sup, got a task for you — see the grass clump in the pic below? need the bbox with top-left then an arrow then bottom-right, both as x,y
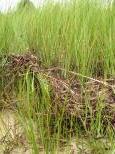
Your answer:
0,0 -> 115,153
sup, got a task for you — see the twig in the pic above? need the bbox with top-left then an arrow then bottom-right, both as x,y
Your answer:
47,67 -> 115,94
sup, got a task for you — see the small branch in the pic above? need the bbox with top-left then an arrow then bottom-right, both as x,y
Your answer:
47,67 -> 115,94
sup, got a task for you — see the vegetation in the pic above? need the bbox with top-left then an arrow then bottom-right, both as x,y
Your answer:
0,0 -> 115,153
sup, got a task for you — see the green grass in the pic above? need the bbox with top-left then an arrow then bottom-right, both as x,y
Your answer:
0,0 -> 114,77
0,0 -> 115,153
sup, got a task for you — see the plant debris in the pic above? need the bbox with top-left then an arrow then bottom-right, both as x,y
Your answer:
0,52 -> 115,128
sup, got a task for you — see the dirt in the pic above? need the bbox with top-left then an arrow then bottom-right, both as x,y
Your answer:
0,110 -> 90,154
0,110 -> 31,154
0,110 -> 115,154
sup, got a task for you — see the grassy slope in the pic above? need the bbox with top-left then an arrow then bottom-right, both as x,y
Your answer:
0,0 -> 115,153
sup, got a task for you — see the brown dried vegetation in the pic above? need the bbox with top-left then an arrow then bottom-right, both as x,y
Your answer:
0,52 -> 115,127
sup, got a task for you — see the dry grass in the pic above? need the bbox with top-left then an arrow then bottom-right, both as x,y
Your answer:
0,52 -> 114,129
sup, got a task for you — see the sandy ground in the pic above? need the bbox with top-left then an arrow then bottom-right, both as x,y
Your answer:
0,110 -> 82,154
0,110 -> 31,154
0,110 -> 114,154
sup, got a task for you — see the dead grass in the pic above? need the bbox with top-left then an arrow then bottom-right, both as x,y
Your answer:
0,52 -> 114,129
